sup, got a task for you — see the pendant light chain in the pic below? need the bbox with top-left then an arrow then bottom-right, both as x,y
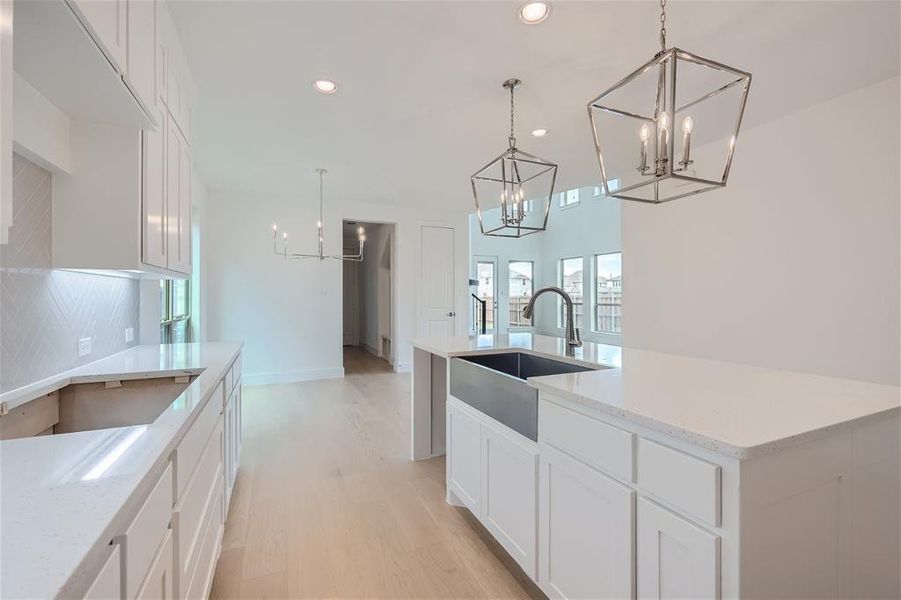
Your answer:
508,83 -> 516,149
659,0 -> 667,51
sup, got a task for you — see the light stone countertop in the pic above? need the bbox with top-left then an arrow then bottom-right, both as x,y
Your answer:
0,342 -> 243,600
411,333 -> 900,459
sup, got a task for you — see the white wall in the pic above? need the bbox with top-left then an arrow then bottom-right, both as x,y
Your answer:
204,193 -> 469,384
469,189 -> 622,344
623,76 -> 900,385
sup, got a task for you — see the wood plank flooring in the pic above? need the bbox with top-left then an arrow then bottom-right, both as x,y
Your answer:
210,347 -> 539,599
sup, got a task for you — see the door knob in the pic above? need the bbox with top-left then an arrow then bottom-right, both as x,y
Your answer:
447,312 -> 456,317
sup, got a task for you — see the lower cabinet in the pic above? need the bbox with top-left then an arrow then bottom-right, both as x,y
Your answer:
446,398 -> 538,579
636,497 -> 720,600
84,544 -> 122,600
223,382 -> 243,510
135,531 -> 173,600
538,444 -> 634,600
447,401 -> 482,513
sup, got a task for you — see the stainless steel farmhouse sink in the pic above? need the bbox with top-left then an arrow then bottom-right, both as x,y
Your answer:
449,352 -> 601,441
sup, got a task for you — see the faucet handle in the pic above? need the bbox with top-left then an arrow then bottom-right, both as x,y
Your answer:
572,328 -> 583,347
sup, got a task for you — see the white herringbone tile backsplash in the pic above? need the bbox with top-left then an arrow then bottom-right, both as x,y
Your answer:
0,154 -> 140,393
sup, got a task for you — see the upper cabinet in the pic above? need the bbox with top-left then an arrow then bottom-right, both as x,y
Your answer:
68,0 -> 128,75
124,0 -> 158,123
26,0 -> 197,277
0,0 -> 11,245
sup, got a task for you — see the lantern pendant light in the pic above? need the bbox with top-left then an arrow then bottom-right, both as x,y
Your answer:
471,79 -> 557,238
587,0 -> 751,204
271,169 -> 365,262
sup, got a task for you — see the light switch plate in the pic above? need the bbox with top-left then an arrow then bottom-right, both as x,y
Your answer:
125,328 -> 134,343
78,337 -> 92,357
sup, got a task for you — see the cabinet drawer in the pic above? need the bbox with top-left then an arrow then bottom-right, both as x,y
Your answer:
539,399 -> 634,482
637,438 -> 721,527
125,461 -> 173,599
174,417 -> 223,590
85,544 -> 121,600
176,382 -> 223,498
185,478 -> 224,600
136,530 -> 173,600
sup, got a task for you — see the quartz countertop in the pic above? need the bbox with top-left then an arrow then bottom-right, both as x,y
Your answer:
412,333 -> 900,459
0,342 -> 243,600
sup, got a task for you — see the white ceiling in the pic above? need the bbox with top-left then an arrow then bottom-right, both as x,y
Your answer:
169,1 -> 899,211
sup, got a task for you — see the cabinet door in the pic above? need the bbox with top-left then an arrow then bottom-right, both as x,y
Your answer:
164,119 -> 191,274
85,543 -> 122,600
175,141 -> 192,272
125,0 -> 157,119
482,421 -> 538,579
447,402 -> 481,514
142,115 -> 166,268
539,444 -> 635,599
136,530 -> 173,600
637,497 -> 720,600
70,0 -> 127,73
235,384 -> 243,465
0,0 -> 11,245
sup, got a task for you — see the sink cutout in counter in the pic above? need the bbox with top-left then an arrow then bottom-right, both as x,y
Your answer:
0,375 -> 198,439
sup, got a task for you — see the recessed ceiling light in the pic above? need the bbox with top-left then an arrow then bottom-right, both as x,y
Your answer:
519,1 -> 550,25
531,128 -> 549,137
313,79 -> 338,94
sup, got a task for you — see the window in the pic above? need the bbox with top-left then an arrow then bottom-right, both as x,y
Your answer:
560,188 -> 580,208
593,252 -> 622,334
160,279 -> 191,343
475,260 -> 496,331
508,261 -> 534,328
594,186 -> 602,197
557,257 -> 584,330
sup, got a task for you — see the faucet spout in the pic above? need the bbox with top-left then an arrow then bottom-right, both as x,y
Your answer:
522,286 -> 583,354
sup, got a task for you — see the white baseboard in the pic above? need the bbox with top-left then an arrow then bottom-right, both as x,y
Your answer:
394,362 -> 412,373
362,342 -> 380,357
243,367 -> 345,386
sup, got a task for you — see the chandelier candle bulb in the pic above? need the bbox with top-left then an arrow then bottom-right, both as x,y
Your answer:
681,115 -> 693,166
656,112 -> 669,168
639,124 -> 650,173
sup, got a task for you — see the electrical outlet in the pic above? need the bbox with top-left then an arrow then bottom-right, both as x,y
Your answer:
78,337 -> 92,357
125,328 -> 134,343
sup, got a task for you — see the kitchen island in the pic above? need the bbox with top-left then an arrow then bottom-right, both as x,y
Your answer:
0,342 -> 244,600
411,333 -> 900,599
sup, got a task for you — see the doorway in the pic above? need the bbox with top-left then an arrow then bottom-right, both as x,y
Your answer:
341,220 -> 395,372
472,255 -> 497,332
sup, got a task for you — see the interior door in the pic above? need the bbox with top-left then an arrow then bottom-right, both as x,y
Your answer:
420,225 -> 456,336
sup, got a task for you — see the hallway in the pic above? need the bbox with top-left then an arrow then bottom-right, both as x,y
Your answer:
209,349 -> 536,599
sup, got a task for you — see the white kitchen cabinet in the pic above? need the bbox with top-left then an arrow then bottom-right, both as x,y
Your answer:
143,112 -> 167,269
481,420 -> 538,579
52,115 -> 191,276
136,531 -> 174,600
84,544 -> 122,600
164,117 -> 191,274
446,400 -> 482,514
539,444 -> 635,600
637,497 -> 720,600
69,0 -> 128,74
125,0 -> 158,122
0,0 -> 11,245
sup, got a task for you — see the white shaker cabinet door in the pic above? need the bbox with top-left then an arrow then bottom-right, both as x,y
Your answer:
84,543 -> 122,600
142,117 -> 166,268
70,0 -> 128,74
481,420 -> 538,579
637,497 -> 720,600
125,0 -> 157,119
447,401 -> 481,515
539,444 -> 635,600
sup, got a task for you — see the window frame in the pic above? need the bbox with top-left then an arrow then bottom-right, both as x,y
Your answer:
557,256 -> 584,331
559,188 -> 581,209
592,252 -> 622,336
508,260 -> 535,329
160,279 -> 191,343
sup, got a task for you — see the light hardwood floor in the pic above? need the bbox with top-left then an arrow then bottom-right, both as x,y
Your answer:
209,347 -> 539,599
